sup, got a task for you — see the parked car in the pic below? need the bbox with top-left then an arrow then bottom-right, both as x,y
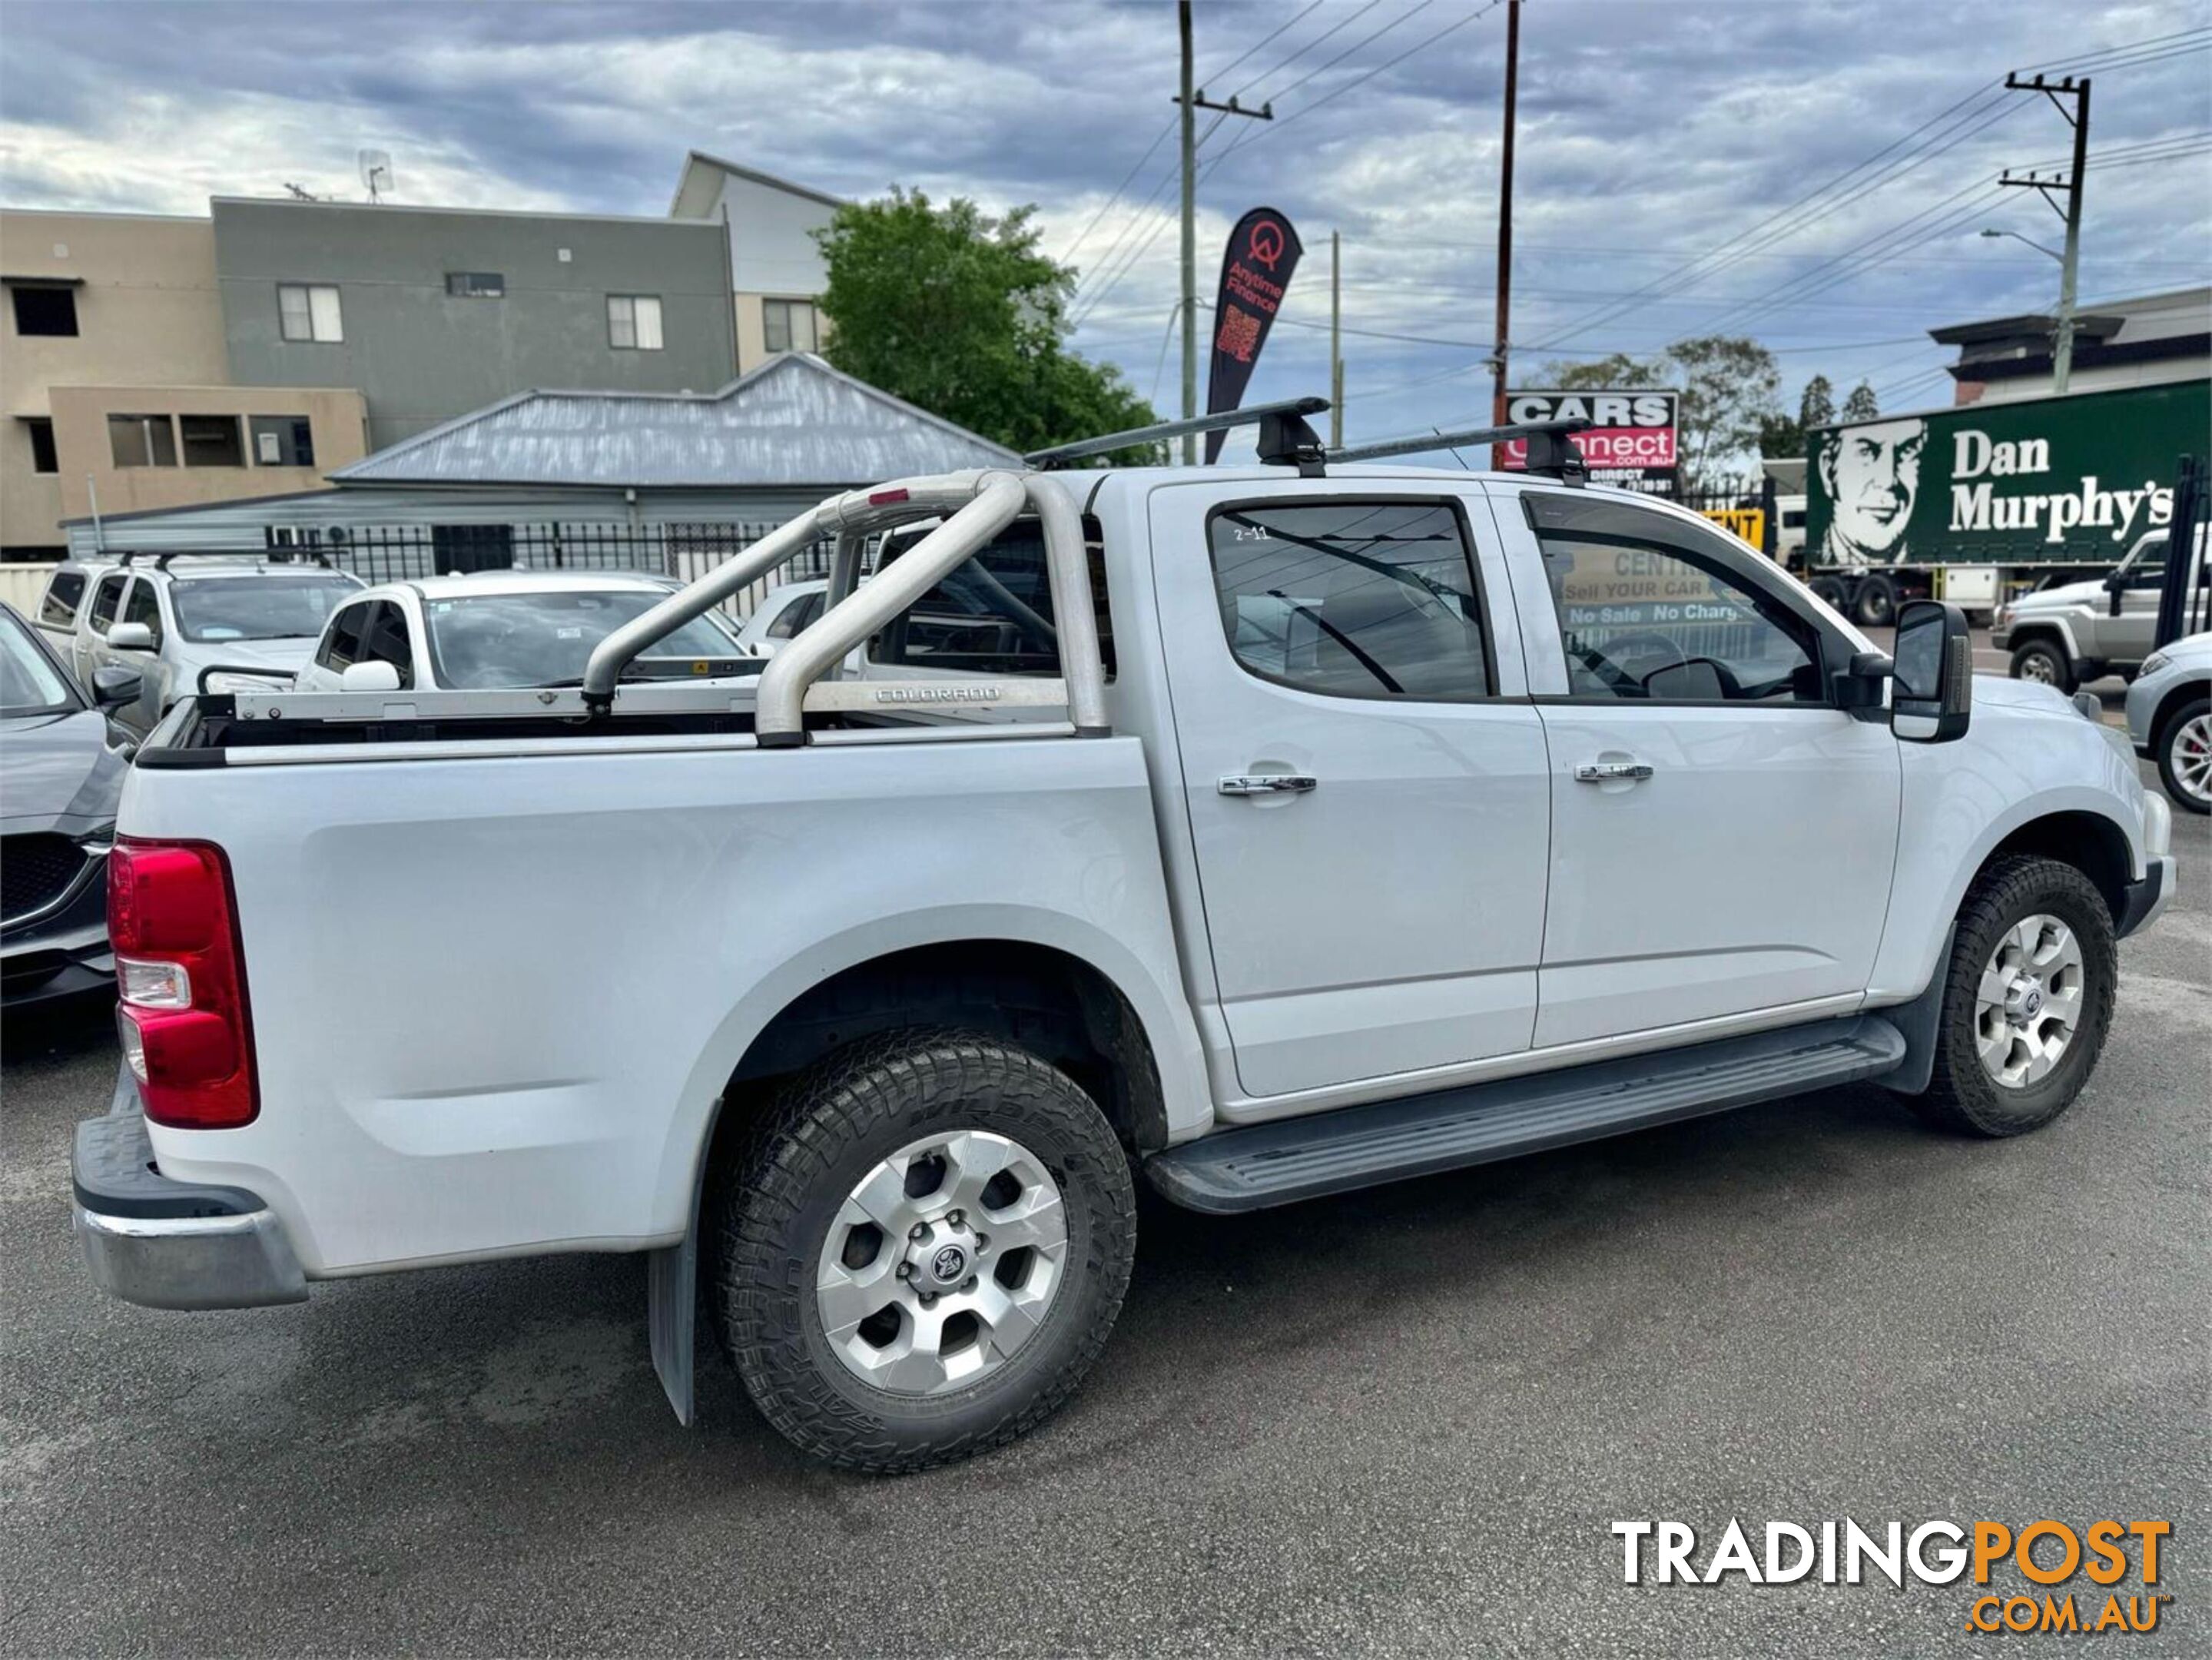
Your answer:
75,450 -> 2173,1475
0,602 -> 138,1005
32,556 -> 117,643
68,556 -> 363,734
735,578 -> 829,658
1993,525 -> 2206,692
293,571 -> 759,693
2124,630 -> 2212,813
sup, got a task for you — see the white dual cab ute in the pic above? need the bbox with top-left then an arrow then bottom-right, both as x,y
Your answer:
76,400 -> 2174,1472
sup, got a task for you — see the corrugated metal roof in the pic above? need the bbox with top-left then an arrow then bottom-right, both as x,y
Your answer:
329,354 -> 1019,490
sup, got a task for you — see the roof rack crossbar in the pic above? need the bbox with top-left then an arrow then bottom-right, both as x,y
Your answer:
1327,417 -> 1594,483
1025,396 -> 1331,468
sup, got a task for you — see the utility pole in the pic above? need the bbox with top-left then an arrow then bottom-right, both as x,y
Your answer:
1491,0 -> 1521,432
2000,73 -> 2090,395
1172,2 -> 1272,463
1330,231 -> 1344,448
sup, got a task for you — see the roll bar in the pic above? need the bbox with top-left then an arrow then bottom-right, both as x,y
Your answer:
579,469 -> 1109,744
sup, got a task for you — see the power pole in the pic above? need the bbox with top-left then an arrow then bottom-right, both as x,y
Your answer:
1172,2 -> 1272,464
1330,231 -> 1344,448
2000,73 -> 2090,396
1491,0 -> 1521,433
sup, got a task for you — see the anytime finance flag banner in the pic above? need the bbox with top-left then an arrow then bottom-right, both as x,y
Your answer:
1204,207 -> 1304,463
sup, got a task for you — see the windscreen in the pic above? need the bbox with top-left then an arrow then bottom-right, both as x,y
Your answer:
170,576 -> 360,642
423,589 -> 747,689
0,609 -> 76,714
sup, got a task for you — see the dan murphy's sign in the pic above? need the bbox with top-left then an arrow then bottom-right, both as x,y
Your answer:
1805,379 -> 2210,569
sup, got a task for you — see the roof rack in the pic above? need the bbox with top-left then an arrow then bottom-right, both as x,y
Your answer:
1025,400 -> 1592,483
1328,418 -> 1594,485
115,549 -> 336,572
1026,397 -> 1331,473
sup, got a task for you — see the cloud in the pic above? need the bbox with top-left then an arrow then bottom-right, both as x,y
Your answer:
2,0 -> 2206,449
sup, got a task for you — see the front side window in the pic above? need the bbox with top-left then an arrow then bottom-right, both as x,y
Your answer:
767,589 -> 825,639
764,298 -> 819,354
39,569 -> 85,628
277,283 -> 343,343
88,572 -> 127,632
1529,507 -> 1822,703
608,294 -> 664,350
121,577 -> 164,645
1205,500 -> 1491,700
317,601 -> 371,671
168,575 -> 358,643
180,414 -> 245,467
108,414 -> 177,468
357,600 -> 416,688
423,589 -> 742,689
0,609 -> 75,713
11,285 -> 77,337
250,416 -> 316,467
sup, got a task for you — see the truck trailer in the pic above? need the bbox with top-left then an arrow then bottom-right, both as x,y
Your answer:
1801,378 -> 2210,628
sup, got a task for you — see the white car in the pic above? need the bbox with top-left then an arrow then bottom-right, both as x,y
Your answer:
2124,630 -> 2212,812
293,570 -> 758,693
735,579 -> 830,658
76,437 -> 2173,1474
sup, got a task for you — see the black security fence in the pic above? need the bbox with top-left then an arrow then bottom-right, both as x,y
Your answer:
265,520 -> 841,619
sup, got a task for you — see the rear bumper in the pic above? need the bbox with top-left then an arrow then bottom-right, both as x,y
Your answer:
72,1070 -> 306,1311
2115,855 -> 2175,941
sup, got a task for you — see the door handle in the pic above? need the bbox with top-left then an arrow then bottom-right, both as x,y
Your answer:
1574,761 -> 1654,782
1219,773 -> 1318,796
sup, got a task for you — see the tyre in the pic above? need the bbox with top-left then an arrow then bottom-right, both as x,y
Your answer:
2155,695 -> 2212,814
2008,638 -> 2076,694
1908,855 -> 2117,1137
1810,576 -> 1849,610
715,1029 -> 1136,1472
1852,573 -> 1898,628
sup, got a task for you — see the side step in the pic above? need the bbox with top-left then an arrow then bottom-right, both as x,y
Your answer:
1145,1014 -> 1906,1213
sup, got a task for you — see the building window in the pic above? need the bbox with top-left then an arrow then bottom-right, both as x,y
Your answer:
250,416 -> 316,467
446,271 -> 505,298
608,294 -> 663,351
180,414 -> 246,467
25,417 -> 57,474
11,285 -> 78,337
763,298 -> 819,355
278,283 -> 343,343
108,414 -> 177,469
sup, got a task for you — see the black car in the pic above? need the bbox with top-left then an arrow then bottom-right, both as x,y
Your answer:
1,600 -> 140,1005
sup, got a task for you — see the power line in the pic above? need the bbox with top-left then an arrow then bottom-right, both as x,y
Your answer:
1200,0 -> 1328,89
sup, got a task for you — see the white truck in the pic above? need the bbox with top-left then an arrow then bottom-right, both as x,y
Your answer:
72,403 -> 2175,1472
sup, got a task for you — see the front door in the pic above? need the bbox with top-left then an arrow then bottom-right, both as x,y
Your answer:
1511,489 -> 1902,1047
1152,484 -> 1552,1101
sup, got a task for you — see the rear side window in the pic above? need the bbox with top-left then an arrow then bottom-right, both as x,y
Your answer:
88,573 -> 127,632
39,570 -> 85,628
871,520 -> 1060,678
357,601 -> 416,688
1205,500 -> 1491,700
122,577 -> 164,645
317,601 -> 371,671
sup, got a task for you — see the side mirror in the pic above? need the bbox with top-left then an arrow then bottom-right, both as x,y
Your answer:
1833,648 -> 1893,712
90,665 -> 143,709
1892,599 -> 1972,743
105,621 -> 156,652
338,659 -> 403,692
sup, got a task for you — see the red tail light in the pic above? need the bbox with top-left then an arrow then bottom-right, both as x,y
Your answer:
109,838 -> 257,1129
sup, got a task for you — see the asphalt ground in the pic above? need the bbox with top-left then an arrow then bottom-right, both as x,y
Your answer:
3,756 -> 2205,1658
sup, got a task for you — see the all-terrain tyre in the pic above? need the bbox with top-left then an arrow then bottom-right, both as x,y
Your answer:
1909,855 -> 2117,1137
715,1028 -> 1136,1473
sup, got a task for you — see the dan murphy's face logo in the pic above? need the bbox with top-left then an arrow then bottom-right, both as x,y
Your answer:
1246,220 -> 1286,269
1613,1518 -> 2173,1635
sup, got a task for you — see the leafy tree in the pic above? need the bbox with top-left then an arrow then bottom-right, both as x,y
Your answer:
1757,410 -> 1805,461
1841,380 -> 1880,422
1799,374 -> 1835,430
1537,335 -> 1783,487
814,188 -> 1161,463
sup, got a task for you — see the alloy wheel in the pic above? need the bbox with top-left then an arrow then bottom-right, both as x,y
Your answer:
1973,914 -> 2086,1088
2169,712 -> 2212,807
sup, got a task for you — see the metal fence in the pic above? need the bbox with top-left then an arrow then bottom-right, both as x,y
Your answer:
266,520 -> 838,619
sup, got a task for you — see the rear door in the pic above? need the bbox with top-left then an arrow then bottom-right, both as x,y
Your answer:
1151,481 -> 1551,1101
1507,486 -> 1902,1047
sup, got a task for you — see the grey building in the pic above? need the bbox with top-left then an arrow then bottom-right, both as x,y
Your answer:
211,198 -> 738,452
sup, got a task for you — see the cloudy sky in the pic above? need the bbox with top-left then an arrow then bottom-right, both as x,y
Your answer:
4,0 -> 2207,459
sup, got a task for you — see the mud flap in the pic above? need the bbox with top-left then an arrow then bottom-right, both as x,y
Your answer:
1880,925 -> 1955,1098
648,1097 -> 720,1428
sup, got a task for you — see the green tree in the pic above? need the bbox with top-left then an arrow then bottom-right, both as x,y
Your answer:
814,188 -> 1160,463
1799,374 -> 1835,430
1537,335 -> 1783,487
1841,380 -> 1880,422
